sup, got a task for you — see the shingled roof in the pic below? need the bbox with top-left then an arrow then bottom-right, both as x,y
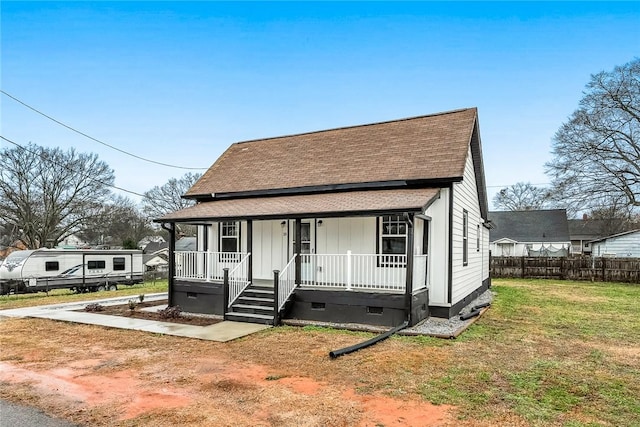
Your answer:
186,108 -> 479,199
161,188 -> 440,222
160,108 -> 487,222
489,210 -> 570,243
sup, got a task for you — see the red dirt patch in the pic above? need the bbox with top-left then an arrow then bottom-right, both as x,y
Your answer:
0,358 -> 452,426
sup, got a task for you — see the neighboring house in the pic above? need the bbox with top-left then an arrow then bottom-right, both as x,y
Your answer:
175,236 -> 196,252
143,241 -> 169,254
489,209 -> 571,257
143,248 -> 169,271
158,108 -> 490,325
138,235 -> 166,251
568,219 -> 610,255
590,229 -> 640,258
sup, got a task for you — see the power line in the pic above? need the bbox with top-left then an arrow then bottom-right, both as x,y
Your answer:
1,90 -> 208,171
487,183 -> 551,188
0,135 -> 147,198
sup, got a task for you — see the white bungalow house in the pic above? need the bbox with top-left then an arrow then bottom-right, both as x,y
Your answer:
158,108 -> 490,326
590,229 -> 640,258
489,209 -> 571,257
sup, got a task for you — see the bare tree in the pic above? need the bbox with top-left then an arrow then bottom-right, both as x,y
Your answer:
492,182 -> 552,211
142,172 -> 201,220
546,58 -> 640,213
0,143 -> 114,248
79,195 -> 156,247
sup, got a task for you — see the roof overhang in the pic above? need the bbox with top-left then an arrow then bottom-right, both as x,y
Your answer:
492,238 -> 519,244
157,188 -> 440,223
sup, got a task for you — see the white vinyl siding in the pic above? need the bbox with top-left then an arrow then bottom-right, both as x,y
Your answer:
451,146 -> 486,305
591,231 -> 640,258
423,188 -> 450,305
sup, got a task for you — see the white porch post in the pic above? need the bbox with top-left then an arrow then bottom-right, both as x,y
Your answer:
346,250 -> 352,290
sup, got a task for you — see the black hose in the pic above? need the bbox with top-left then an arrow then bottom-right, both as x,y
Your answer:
472,302 -> 491,310
329,321 -> 409,359
459,309 -> 481,320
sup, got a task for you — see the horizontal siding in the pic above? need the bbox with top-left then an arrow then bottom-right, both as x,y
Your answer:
451,147 -> 486,305
593,233 -> 640,257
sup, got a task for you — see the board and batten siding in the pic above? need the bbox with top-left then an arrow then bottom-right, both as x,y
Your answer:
592,232 -> 640,258
423,187 -> 450,305
315,217 -> 376,255
252,220 -> 289,280
451,146 -> 487,305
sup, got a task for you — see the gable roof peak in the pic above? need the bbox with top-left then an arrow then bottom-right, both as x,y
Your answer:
186,107 -> 480,199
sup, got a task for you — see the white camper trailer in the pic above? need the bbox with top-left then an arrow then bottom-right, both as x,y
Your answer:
0,249 -> 144,295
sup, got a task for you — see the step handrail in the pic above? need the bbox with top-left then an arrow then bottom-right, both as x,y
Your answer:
227,252 -> 252,308
277,254 -> 298,312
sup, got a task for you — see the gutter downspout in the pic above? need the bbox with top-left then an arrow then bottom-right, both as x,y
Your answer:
329,321 -> 409,359
403,212 -> 414,325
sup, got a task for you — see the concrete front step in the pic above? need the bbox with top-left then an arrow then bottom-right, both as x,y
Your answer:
225,311 -> 274,325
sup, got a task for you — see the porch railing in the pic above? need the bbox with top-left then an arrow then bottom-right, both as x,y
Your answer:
277,255 -> 297,311
174,251 -> 246,282
227,252 -> 252,308
299,252 -> 413,292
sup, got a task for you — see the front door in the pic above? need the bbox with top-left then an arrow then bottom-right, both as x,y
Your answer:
292,220 -> 315,283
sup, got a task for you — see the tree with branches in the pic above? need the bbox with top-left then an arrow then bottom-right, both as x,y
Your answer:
79,195 -> 156,247
546,58 -> 640,214
492,182 -> 552,211
0,143 -> 114,248
142,172 -> 201,220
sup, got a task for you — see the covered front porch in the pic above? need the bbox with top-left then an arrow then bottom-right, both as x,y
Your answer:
164,217 -> 430,327
159,188 -> 439,327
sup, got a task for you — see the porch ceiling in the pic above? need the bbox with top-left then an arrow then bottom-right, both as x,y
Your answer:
158,188 -> 440,222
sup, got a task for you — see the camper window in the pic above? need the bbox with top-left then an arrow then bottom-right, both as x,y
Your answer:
113,257 -> 126,271
88,260 -> 106,269
45,261 -> 59,271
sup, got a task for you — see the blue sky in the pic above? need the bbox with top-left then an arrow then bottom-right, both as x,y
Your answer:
1,2 -> 639,208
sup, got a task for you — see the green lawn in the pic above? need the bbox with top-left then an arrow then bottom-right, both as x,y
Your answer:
0,279 -> 168,309
1,277 -> 638,426
421,279 -> 640,426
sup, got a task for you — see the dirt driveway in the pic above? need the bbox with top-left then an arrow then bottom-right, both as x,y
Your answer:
0,317 -> 455,427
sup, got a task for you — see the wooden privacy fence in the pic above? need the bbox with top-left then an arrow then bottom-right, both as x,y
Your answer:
490,256 -> 640,284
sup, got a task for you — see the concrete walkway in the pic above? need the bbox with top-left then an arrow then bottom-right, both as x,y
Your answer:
0,293 -> 270,342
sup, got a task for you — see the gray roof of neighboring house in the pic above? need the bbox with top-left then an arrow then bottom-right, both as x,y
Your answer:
143,241 -> 169,254
489,209 -> 570,243
175,236 -> 197,251
589,229 -> 640,244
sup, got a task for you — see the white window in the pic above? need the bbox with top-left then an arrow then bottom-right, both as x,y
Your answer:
219,221 -> 239,253
379,215 -> 407,267
463,210 -> 469,266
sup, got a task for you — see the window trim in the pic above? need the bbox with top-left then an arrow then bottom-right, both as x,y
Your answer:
218,221 -> 241,260
463,210 -> 469,266
477,224 -> 481,252
377,215 -> 407,268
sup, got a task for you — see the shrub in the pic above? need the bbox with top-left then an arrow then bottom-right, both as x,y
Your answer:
84,303 -> 104,312
158,305 -> 182,319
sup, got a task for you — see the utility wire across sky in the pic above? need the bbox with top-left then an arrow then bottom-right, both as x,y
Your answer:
1,90 -> 208,171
